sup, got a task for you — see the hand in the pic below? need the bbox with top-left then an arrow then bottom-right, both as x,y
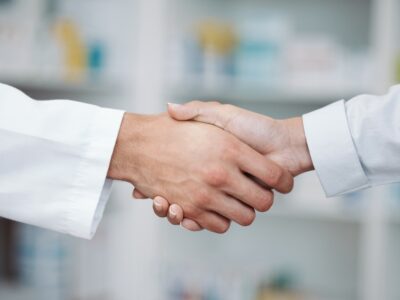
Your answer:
145,102 -> 313,231
108,112 -> 294,233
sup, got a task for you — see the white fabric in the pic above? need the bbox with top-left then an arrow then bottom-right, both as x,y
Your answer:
303,85 -> 400,197
0,83 -> 124,239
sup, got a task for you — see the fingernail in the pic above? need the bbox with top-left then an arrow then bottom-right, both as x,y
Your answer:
154,199 -> 162,211
168,102 -> 182,109
169,206 -> 177,217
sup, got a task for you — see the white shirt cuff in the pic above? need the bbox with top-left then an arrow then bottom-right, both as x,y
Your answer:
303,100 -> 370,197
65,108 -> 124,239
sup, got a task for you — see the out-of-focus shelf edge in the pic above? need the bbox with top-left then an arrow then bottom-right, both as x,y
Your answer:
267,205 -> 400,225
267,204 -> 363,224
389,211 -> 400,225
168,82 -> 372,105
0,75 -> 121,95
0,283 -> 36,300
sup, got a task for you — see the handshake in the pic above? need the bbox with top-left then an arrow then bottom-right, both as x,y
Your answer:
108,101 -> 314,233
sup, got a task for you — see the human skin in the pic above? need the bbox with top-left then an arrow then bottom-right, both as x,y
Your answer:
108,112 -> 294,233
135,102 -> 314,231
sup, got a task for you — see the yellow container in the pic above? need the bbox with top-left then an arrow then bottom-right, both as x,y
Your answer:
257,290 -> 304,300
54,19 -> 87,82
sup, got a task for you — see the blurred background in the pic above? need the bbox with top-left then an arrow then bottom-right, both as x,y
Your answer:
0,0 -> 399,299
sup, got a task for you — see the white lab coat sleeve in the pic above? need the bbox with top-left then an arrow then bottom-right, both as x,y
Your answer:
303,85 -> 400,197
0,83 -> 125,239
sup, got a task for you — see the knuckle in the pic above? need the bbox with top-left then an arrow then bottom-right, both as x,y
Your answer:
256,191 -> 274,212
220,142 -> 238,161
204,166 -> 229,187
195,191 -> 213,207
267,165 -> 284,187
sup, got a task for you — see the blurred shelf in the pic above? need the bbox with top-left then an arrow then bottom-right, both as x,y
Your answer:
168,81 -> 370,105
0,73 -> 120,95
268,204 -> 363,224
0,283 -> 36,300
389,211 -> 400,225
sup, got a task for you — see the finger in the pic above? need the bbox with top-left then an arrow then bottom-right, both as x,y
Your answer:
168,101 -> 229,128
133,189 -> 147,199
167,204 -> 184,225
195,212 -> 231,234
181,218 -> 203,231
224,173 -> 274,213
237,145 -> 294,194
152,196 -> 170,218
207,194 -> 257,226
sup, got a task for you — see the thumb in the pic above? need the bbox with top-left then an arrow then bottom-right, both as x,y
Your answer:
167,102 -> 200,121
167,101 -> 228,129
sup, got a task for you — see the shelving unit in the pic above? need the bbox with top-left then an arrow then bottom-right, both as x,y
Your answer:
0,74 -> 119,95
269,202 -> 363,224
0,283 -> 36,300
168,81 -> 370,105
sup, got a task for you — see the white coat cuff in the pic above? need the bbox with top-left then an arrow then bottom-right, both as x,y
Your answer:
303,100 -> 370,197
66,108 -> 124,239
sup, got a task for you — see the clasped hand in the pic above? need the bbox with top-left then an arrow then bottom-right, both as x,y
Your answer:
111,102 -> 313,233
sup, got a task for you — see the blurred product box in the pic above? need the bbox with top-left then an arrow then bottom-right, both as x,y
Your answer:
0,0 -> 43,75
0,0 -> 111,84
15,224 -> 70,300
235,17 -> 290,88
284,36 -> 344,90
161,264 -> 312,300
163,264 -> 259,300
167,16 -> 372,94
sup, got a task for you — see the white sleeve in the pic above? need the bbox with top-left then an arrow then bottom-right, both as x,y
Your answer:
0,83 -> 124,239
303,85 -> 400,197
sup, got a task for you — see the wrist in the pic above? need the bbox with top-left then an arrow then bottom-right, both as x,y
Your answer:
282,117 -> 314,175
107,112 -> 150,183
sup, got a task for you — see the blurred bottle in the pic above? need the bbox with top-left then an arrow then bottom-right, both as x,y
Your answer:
16,224 -> 70,300
88,41 -> 106,80
196,20 -> 237,89
167,34 -> 202,85
54,19 -> 87,82
235,18 -> 290,88
256,273 -> 304,300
